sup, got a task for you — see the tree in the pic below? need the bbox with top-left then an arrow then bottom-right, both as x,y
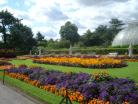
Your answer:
109,18 -> 124,38
37,39 -> 47,47
81,30 -> 94,46
78,18 -> 124,47
36,32 -> 44,41
36,32 -> 47,49
0,10 -> 18,47
94,25 -> 108,45
58,39 -> 70,48
59,21 -> 80,55
9,23 -> 36,51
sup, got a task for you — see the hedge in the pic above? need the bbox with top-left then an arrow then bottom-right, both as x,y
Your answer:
43,48 -> 138,55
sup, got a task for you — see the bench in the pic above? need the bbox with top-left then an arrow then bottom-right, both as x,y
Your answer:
108,52 -> 118,57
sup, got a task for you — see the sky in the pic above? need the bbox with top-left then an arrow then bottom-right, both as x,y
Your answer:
0,0 -> 138,39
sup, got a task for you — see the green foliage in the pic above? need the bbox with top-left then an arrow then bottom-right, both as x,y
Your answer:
109,18 -> 124,35
0,10 -> 36,53
46,39 -> 70,49
37,40 -> 47,47
59,21 -> 80,46
9,24 -> 37,51
47,39 -> 57,49
0,10 -> 18,46
80,18 -> 124,47
0,49 -> 16,58
57,39 -> 70,48
43,47 -> 136,55
36,32 -> 44,41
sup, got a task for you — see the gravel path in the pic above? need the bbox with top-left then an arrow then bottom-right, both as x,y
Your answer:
0,82 -> 38,104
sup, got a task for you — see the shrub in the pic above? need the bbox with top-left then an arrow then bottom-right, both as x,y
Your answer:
0,49 -> 16,58
43,48 -> 138,55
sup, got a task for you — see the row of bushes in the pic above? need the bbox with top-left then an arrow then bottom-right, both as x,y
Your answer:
0,49 -> 29,58
43,48 -> 138,55
0,49 -> 16,58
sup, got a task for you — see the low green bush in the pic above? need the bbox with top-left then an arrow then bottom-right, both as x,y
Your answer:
43,48 -> 138,55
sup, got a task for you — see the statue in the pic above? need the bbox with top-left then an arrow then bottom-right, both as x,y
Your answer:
38,47 -> 41,56
128,43 -> 133,57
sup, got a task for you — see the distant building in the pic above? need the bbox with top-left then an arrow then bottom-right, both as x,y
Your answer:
112,22 -> 138,46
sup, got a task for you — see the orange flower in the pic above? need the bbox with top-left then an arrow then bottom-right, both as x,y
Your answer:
33,57 -> 125,68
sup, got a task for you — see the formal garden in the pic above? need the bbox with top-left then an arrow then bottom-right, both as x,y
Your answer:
0,9 -> 138,104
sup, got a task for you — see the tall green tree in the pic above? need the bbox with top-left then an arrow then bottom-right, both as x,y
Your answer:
80,29 -> 101,46
35,32 -> 47,48
59,21 -> 80,54
109,18 -> 124,38
36,32 -> 44,41
94,25 -> 108,45
81,19 -> 124,47
0,10 -> 18,47
9,24 -> 36,51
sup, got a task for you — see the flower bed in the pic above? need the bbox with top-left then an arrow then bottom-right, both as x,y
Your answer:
33,57 -> 127,69
0,60 -> 12,70
0,60 -> 11,66
0,49 -> 16,58
6,66 -> 138,104
113,56 -> 138,62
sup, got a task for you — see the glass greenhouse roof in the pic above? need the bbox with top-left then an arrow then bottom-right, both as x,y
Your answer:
112,22 -> 138,46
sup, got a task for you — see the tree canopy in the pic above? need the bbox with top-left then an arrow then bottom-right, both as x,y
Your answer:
9,23 -> 36,51
36,32 -> 44,41
0,10 -> 18,46
0,10 -> 36,52
0,9 -> 125,53
80,18 -> 124,47
59,21 -> 80,46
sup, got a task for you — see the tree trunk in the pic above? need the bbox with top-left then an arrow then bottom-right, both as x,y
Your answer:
3,32 -> 7,44
69,44 -> 72,55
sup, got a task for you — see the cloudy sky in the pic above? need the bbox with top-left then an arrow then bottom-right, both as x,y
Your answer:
0,0 -> 137,39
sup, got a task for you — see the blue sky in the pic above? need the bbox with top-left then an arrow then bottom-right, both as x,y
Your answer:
0,0 -> 138,39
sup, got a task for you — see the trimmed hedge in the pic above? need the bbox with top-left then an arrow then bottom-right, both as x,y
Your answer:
0,49 -> 16,58
44,48 -> 138,55
0,49 -> 30,58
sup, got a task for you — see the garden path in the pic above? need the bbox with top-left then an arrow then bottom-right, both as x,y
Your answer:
0,82 -> 38,104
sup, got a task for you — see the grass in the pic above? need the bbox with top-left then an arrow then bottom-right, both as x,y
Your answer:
10,59 -> 138,83
1,58 -> 137,104
0,72 -> 78,104
0,74 -> 62,104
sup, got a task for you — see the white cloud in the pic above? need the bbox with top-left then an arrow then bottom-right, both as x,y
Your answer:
1,0 -> 138,39
24,1 -> 32,7
0,0 -> 6,5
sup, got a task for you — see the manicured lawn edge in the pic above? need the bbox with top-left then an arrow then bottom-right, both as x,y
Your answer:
0,73 -> 77,104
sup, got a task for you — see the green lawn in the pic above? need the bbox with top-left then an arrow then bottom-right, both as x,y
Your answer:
1,58 -> 137,104
10,59 -> 138,83
0,72 -> 78,104
0,74 -> 60,104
